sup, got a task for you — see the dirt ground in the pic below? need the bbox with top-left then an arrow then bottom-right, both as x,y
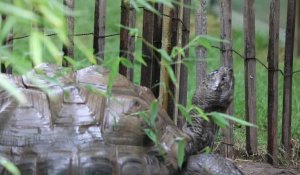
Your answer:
235,160 -> 300,175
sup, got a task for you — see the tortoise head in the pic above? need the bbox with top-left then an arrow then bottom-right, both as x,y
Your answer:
192,66 -> 234,112
183,67 -> 234,154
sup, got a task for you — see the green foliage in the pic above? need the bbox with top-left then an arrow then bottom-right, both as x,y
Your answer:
0,0 -> 69,103
129,0 -> 173,14
149,100 -> 159,126
0,74 -> 26,104
30,31 -> 43,65
102,57 -> 120,96
209,112 -> 257,128
144,128 -> 158,145
176,137 -> 185,169
0,157 -> 20,175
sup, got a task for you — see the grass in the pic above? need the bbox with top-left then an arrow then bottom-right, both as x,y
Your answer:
11,0 -> 300,163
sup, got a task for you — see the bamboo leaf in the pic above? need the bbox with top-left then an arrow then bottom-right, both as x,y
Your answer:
30,31 -> 42,66
199,35 -> 229,43
106,58 -> 120,95
120,57 -> 133,68
0,16 -> 15,44
210,113 -> 228,128
191,105 -> 209,121
63,56 -> 76,66
150,100 -> 158,126
158,49 -> 171,62
151,0 -> 173,7
176,137 -> 185,169
129,0 -> 139,11
74,38 -> 97,65
135,54 -> 147,66
201,146 -> 212,154
165,63 -> 177,84
135,0 -> 158,14
171,47 -> 185,58
0,157 -> 20,175
178,104 -> 192,124
144,129 -> 157,145
197,37 -> 211,49
40,5 -> 63,28
184,56 -> 197,108
0,74 -> 26,104
208,112 -> 257,128
138,111 -> 150,124
0,2 -> 37,22
42,36 -> 62,64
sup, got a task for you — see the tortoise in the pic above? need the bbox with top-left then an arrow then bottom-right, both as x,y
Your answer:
0,64 -> 242,175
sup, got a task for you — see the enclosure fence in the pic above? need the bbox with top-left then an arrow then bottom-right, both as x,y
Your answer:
1,0 -> 299,165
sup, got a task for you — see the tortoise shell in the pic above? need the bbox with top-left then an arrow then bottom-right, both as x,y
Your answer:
0,64 -> 186,175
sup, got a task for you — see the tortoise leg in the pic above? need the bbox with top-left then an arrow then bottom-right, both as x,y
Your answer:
183,154 -> 244,175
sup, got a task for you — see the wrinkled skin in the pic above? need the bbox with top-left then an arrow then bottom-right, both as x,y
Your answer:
192,66 -> 234,112
184,154 -> 243,175
183,66 -> 234,154
0,64 -> 242,175
182,66 -> 243,175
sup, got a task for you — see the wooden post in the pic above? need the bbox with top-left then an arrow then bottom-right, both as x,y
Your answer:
119,0 -> 136,81
220,0 -> 233,158
267,0 -> 280,165
141,4 -> 161,97
152,3 -> 163,96
179,0 -> 191,108
295,1 -> 300,56
1,15 -> 13,74
244,0 -> 257,155
174,0 -> 184,125
159,1 -> 180,120
168,1 -> 180,121
195,0 -> 208,87
62,0 -> 75,67
282,0 -> 296,158
159,5 -> 171,109
93,0 -> 106,63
